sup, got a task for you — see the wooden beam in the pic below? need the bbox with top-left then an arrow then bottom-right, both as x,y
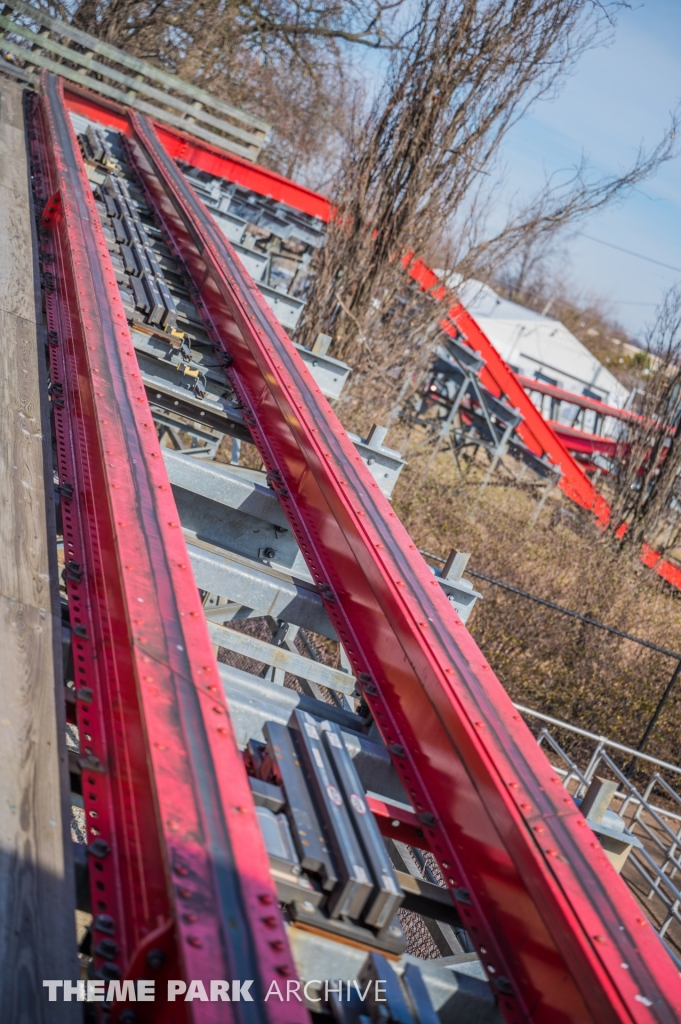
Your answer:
0,37 -> 260,161
0,15 -> 266,152
1,0 -> 270,160
0,78 -> 79,1021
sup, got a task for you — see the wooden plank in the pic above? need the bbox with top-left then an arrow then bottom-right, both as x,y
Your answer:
0,37 -> 260,161
5,0 -> 270,133
0,54 -> 38,84
0,78 -> 79,1022
0,15 -> 266,151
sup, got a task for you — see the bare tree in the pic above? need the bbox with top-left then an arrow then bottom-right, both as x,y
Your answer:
297,0 -> 676,397
610,287 -> 681,553
456,149 -> 675,280
493,231 -> 564,306
68,0 -> 398,52
45,0 -> 403,179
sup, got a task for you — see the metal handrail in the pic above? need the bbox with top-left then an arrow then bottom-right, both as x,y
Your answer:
517,702 -> 681,957
515,703 -> 681,777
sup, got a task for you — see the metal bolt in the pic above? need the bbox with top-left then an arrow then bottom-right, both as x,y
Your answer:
146,948 -> 165,970
87,838 -> 110,859
95,938 -> 119,960
98,961 -> 121,981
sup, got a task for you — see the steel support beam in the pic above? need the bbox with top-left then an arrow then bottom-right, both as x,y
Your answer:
208,620 -> 355,694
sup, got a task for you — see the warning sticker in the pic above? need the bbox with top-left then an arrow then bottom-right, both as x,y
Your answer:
350,793 -> 366,815
326,784 -> 343,806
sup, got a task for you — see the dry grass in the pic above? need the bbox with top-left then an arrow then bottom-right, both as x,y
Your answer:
391,441 -> 681,772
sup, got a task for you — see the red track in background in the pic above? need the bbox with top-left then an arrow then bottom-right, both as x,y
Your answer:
548,421 -> 618,458
517,375 -> 643,459
404,260 -> 681,589
405,259 -> 613,521
62,84 -> 332,221
517,374 -> 644,425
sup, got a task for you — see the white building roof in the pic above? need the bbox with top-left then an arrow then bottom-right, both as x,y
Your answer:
444,277 -> 630,411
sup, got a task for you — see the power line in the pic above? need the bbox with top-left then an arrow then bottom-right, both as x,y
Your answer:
418,548 -> 681,659
420,547 -> 681,755
577,232 -> 681,275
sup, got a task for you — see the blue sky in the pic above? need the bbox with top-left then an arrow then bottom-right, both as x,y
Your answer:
494,1 -> 681,340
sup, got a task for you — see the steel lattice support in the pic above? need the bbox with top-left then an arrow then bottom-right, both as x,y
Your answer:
404,260 -> 681,590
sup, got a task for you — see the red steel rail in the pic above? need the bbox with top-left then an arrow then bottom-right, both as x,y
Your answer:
120,103 -> 681,1022
35,73 -> 301,1023
516,374 -> 641,425
548,421 -> 619,458
406,259 -> 612,523
445,304 -> 609,510
518,376 -> 646,460
62,82 -> 332,221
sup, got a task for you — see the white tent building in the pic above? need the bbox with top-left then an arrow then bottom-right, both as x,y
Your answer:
451,279 -> 630,419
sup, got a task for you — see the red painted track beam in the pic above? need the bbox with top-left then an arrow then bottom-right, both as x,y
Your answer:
548,422 -> 619,457
449,303 -> 607,516
366,796 -> 428,849
406,257 -> 612,523
517,375 -> 642,424
406,259 -> 681,590
39,73 -> 302,1023
127,108 -> 681,1024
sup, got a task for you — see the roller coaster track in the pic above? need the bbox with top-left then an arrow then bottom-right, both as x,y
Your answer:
8,68 -> 681,1023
